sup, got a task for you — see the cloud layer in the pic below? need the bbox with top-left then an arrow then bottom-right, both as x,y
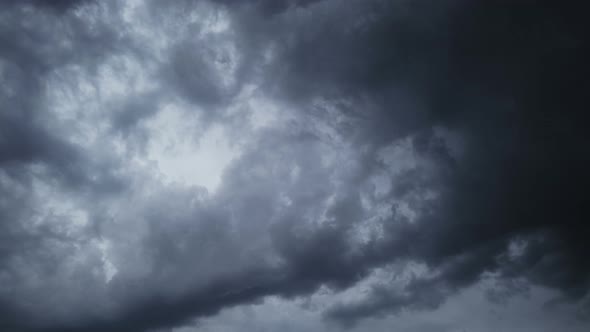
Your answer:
1,1 -> 588,331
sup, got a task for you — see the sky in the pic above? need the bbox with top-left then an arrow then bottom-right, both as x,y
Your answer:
0,0 -> 588,331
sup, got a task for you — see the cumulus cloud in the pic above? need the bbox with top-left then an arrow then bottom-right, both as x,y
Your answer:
0,0 -> 588,331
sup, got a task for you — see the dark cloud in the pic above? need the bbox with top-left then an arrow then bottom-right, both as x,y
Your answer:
0,0 -> 588,331
209,0 -> 323,15
2,0 -> 91,12
218,0 -> 590,324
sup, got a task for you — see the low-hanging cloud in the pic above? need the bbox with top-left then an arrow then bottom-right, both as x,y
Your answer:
1,0 -> 588,331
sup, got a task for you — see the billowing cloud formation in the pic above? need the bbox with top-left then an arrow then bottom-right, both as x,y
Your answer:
1,0 -> 588,331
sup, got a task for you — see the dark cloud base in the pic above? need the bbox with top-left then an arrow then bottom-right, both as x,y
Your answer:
1,0 -> 588,331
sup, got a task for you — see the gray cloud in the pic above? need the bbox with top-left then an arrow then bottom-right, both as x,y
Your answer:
1,0 -> 588,331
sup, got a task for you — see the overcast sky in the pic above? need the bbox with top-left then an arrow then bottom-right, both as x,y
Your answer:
1,1 -> 589,331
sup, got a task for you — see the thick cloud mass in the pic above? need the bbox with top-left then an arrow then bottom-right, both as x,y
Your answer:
1,0 -> 588,331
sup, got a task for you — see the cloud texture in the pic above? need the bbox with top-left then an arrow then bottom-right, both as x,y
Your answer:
1,1 -> 588,331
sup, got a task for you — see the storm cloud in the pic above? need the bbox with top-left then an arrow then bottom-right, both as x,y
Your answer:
1,0 -> 588,331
